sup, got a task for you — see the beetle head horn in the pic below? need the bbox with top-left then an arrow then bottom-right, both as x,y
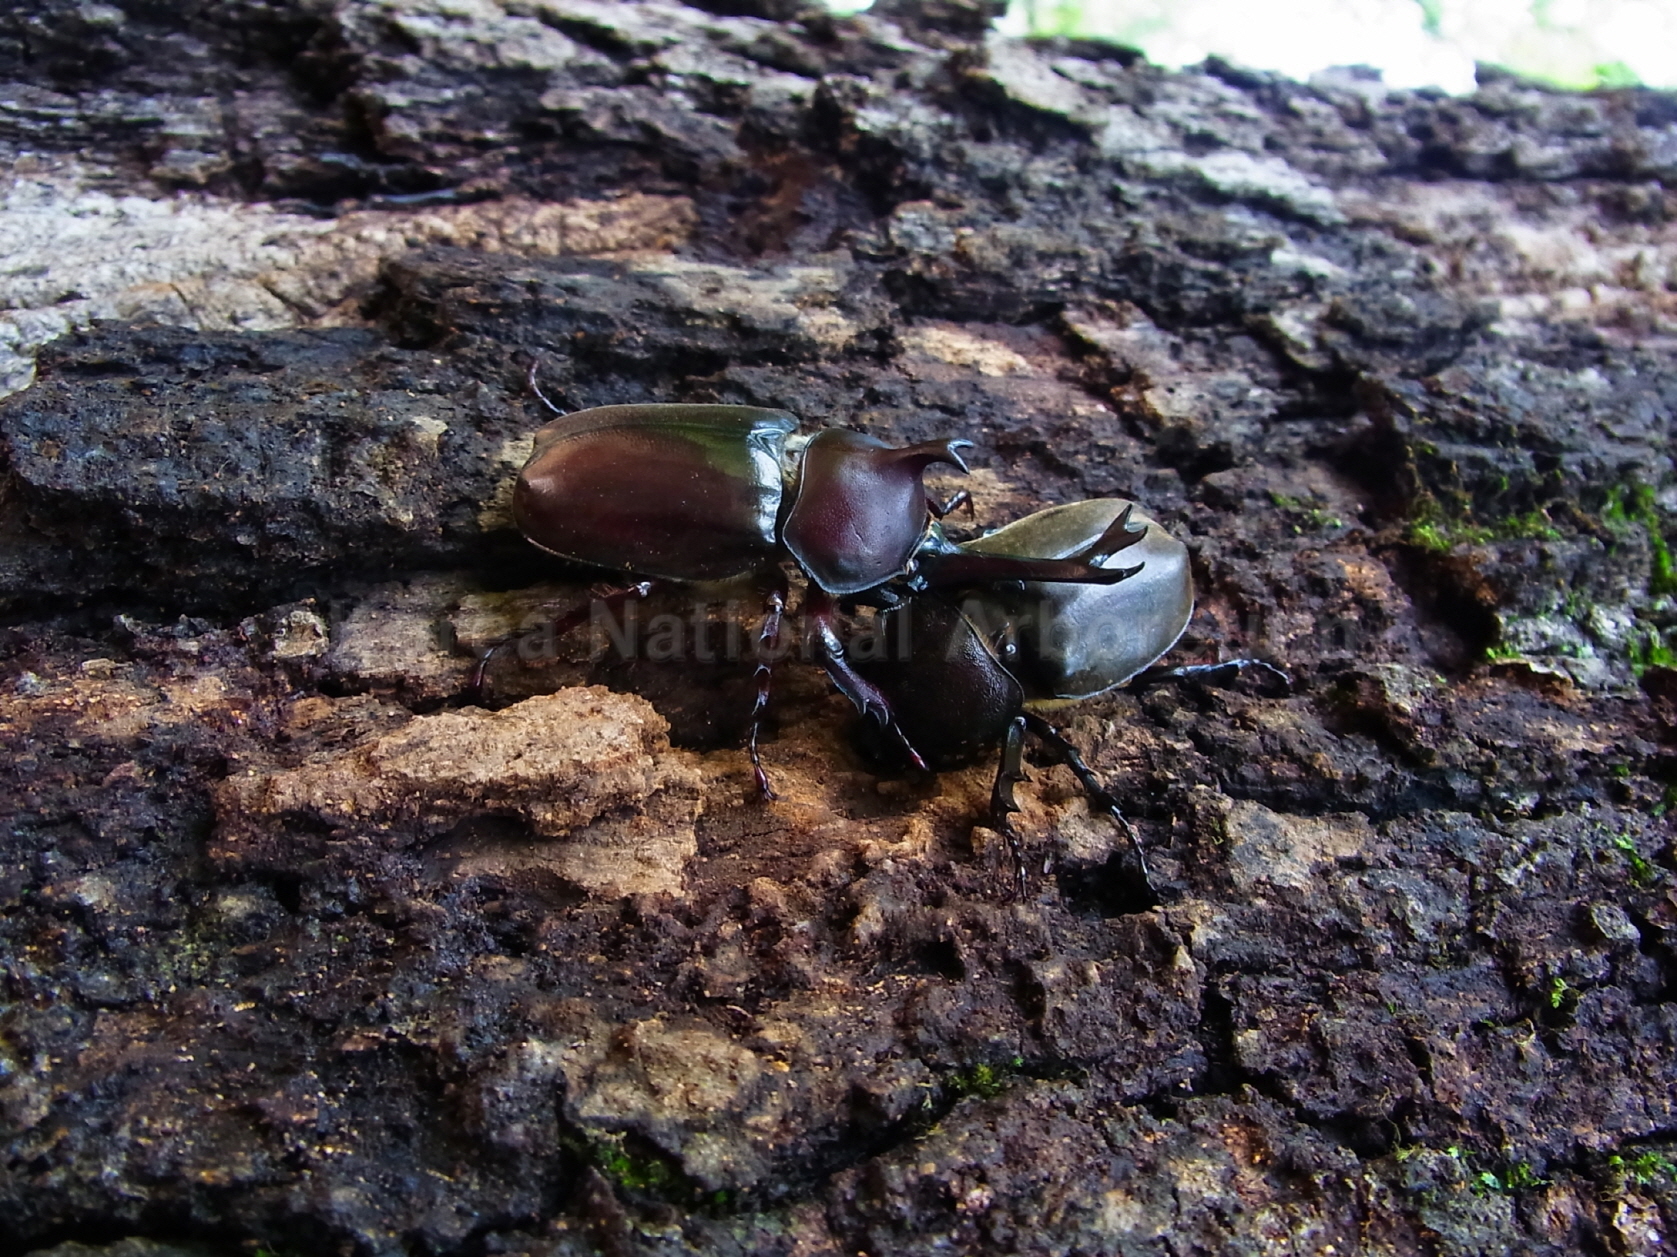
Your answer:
888,438 -> 972,475
1079,503 -> 1148,565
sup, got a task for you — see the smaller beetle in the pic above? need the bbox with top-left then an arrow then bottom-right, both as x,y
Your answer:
848,499 -> 1287,897
960,499 -> 1197,700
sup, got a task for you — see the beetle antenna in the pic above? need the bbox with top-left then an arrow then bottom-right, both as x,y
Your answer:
525,359 -> 567,416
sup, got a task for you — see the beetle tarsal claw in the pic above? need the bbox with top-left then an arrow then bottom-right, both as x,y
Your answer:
857,703 -> 928,770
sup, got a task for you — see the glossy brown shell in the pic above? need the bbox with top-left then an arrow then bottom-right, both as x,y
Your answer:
782,429 -> 968,596
512,404 -> 797,582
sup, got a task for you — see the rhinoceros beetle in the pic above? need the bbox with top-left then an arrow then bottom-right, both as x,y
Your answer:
504,400 -> 1149,794
848,499 -> 1288,898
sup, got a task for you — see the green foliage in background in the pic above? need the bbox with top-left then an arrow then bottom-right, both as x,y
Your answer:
998,0 -> 1656,92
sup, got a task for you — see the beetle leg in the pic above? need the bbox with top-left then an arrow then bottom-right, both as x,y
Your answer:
1128,658 -> 1292,693
471,580 -> 656,702
471,640 -> 506,697
926,488 -> 974,520
1022,712 -> 1158,907
805,589 -> 930,771
747,580 -> 788,801
989,715 -> 1029,898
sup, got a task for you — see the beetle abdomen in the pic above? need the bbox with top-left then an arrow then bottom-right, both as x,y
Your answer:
513,405 -> 797,582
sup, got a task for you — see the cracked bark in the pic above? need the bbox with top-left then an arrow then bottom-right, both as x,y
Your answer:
1,2 -> 1676,1255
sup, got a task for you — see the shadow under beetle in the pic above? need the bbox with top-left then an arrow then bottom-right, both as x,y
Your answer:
507,401 -> 1148,795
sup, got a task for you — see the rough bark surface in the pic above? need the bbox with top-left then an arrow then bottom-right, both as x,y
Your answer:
2,2 -> 1676,1254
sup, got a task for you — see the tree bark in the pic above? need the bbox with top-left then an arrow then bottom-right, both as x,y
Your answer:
1,2 -> 1675,1254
